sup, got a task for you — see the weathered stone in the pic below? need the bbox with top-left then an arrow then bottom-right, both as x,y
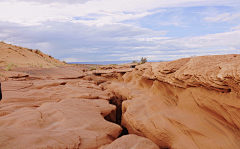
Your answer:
105,55 -> 240,149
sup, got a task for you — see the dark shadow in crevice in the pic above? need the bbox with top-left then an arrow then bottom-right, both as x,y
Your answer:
118,127 -> 129,138
105,93 -> 129,137
60,82 -> 67,85
0,83 -> 2,101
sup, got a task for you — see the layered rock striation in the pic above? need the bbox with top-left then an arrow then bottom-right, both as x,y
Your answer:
0,67 -> 122,149
105,54 -> 240,149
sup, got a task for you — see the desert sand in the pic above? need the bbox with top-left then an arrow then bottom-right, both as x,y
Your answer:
0,42 -> 240,149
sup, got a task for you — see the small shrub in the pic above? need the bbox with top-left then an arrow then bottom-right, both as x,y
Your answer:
49,55 -> 53,58
63,60 -> 66,64
27,49 -> 33,52
28,63 -> 34,67
36,49 -> 41,54
132,60 -> 138,63
90,67 -> 96,71
0,40 -> 5,43
140,57 -> 147,64
4,63 -> 13,71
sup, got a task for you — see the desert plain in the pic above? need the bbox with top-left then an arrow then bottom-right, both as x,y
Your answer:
0,42 -> 240,149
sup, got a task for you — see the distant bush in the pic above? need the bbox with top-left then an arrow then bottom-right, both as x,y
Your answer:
4,63 -> 15,71
0,40 -> 5,43
140,57 -> 147,64
36,49 -> 41,54
90,67 -> 96,71
63,60 -> 66,64
132,60 -> 138,63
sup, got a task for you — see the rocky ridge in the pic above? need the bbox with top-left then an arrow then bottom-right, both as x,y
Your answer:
104,54 -> 240,149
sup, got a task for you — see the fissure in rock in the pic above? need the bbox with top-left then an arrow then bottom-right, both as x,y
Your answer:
104,92 -> 129,137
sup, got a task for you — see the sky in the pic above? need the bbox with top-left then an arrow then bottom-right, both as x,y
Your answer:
0,0 -> 240,62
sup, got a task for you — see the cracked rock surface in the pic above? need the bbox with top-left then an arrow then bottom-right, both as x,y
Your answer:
0,68 -> 122,149
1,54 -> 240,149
105,54 -> 240,149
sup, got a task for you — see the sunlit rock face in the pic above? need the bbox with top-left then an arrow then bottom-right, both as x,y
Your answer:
0,76 -> 122,149
99,134 -> 160,149
106,54 -> 240,149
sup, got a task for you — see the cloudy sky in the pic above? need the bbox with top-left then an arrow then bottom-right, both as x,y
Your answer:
0,0 -> 240,62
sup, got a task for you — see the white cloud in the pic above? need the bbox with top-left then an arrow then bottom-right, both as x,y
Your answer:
0,1 -> 163,26
72,11 -> 158,26
135,30 -> 240,60
0,0 -> 239,62
0,0 -> 238,26
204,12 -> 240,22
166,31 -> 239,49
62,57 -> 80,62
1,20 -> 240,62
15,0 -> 89,4
232,24 -> 240,30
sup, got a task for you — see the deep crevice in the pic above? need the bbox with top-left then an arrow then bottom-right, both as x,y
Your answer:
104,93 -> 129,137
118,127 -> 129,138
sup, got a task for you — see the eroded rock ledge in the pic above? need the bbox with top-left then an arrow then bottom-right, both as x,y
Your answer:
104,54 -> 240,149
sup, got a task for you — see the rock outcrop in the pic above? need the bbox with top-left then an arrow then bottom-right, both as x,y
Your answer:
1,54 -> 240,149
105,54 -> 240,149
99,134 -> 160,149
0,75 -> 122,148
0,98 -> 122,149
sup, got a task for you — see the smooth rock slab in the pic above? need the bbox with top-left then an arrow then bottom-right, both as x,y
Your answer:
99,134 -> 159,149
0,98 -> 122,149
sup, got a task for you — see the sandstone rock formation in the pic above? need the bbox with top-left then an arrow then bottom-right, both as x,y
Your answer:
0,77 -> 122,148
105,54 -> 240,149
99,134 -> 160,149
0,98 -> 121,149
1,53 -> 240,149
